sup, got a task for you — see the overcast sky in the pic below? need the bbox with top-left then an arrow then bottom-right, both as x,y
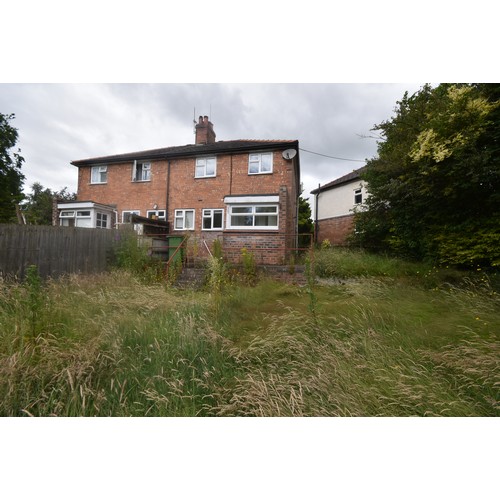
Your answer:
2,2 -> 497,496
0,83 -> 424,203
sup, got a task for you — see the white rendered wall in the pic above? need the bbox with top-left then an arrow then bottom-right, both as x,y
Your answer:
317,180 -> 368,219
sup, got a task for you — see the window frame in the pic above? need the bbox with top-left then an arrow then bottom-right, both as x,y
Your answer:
227,204 -> 279,230
132,160 -> 151,182
354,188 -> 363,205
122,210 -> 140,224
202,208 -> 224,231
174,209 -> 195,231
146,210 -> 166,221
96,212 -> 108,229
90,165 -> 108,184
248,152 -> 273,175
195,156 -> 217,178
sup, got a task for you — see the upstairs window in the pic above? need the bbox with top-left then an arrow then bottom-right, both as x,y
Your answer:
249,152 -> 273,175
91,165 -> 107,184
354,188 -> 363,204
195,157 -> 216,178
132,161 -> 151,182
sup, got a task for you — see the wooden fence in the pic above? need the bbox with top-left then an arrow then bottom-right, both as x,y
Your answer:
0,224 -> 124,280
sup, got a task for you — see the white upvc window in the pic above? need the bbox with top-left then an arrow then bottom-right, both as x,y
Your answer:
59,210 -> 92,228
174,209 -> 195,230
146,210 -> 166,221
59,210 -> 75,227
248,152 -> 273,175
202,209 -> 224,231
122,210 -> 140,223
228,204 -> 278,230
354,188 -> 363,204
132,161 -> 151,182
96,212 -> 108,228
195,157 -> 216,178
91,165 -> 107,184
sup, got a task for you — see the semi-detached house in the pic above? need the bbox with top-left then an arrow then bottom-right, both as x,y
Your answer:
59,116 -> 301,265
310,166 -> 368,246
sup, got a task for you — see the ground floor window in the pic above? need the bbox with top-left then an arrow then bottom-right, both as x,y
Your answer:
96,212 -> 108,228
202,209 -> 224,230
174,209 -> 195,230
122,210 -> 140,224
227,204 -> 278,229
146,210 -> 166,221
59,210 -> 92,228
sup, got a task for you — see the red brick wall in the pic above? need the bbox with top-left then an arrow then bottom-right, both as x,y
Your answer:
77,160 -> 169,219
317,214 -> 354,246
223,232 -> 287,265
76,150 -> 298,264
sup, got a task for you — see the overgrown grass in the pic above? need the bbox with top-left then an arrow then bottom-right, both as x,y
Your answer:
0,249 -> 498,416
313,247 -> 466,286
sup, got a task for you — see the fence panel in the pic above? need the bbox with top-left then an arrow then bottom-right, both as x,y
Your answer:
0,224 -> 121,279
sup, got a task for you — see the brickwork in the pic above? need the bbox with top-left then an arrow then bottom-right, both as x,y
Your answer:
223,232 -> 287,265
77,151 -> 295,229
316,214 -> 354,246
74,136 -> 299,265
77,160 -> 169,219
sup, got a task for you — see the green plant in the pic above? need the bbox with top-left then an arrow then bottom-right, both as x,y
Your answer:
114,231 -> 164,283
206,255 -> 228,320
240,248 -> 257,284
212,239 -> 223,260
24,265 -> 47,338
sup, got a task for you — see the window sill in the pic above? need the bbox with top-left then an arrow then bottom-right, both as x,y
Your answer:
225,228 -> 279,232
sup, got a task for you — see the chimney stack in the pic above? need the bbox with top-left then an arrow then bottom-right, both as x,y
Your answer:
195,115 -> 216,145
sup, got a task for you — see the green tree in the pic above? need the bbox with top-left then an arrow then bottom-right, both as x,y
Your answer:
298,195 -> 314,249
0,113 -> 25,222
352,83 -> 500,267
23,182 -> 76,225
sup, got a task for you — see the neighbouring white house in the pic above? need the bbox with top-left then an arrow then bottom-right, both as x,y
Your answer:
310,167 -> 368,245
57,201 -> 116,229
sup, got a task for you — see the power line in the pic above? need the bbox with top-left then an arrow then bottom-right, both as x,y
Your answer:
299,147 -> 365,163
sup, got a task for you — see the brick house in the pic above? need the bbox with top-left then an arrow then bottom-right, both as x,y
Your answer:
59,116 -> 301,265
310,166 -> 367,245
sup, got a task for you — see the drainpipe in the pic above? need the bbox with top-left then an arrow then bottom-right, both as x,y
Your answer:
166,160 -> 171,233
229,154 -> 233,195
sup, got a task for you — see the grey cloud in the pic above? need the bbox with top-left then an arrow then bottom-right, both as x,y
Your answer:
0,83 -> 423,201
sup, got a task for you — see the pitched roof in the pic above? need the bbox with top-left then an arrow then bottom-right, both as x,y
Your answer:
310,166 -> 367,194
71,139 -> 299,166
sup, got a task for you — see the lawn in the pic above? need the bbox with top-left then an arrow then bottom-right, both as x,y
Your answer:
0,250 -> 498,416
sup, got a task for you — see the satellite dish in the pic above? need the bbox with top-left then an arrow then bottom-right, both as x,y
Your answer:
282,148 -> 297,160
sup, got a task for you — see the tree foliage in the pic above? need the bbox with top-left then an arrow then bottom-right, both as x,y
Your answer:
352,83 -> 500,268
298,195 -> 314,248
22,182 -> 76,225
0,113 -> 25,222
